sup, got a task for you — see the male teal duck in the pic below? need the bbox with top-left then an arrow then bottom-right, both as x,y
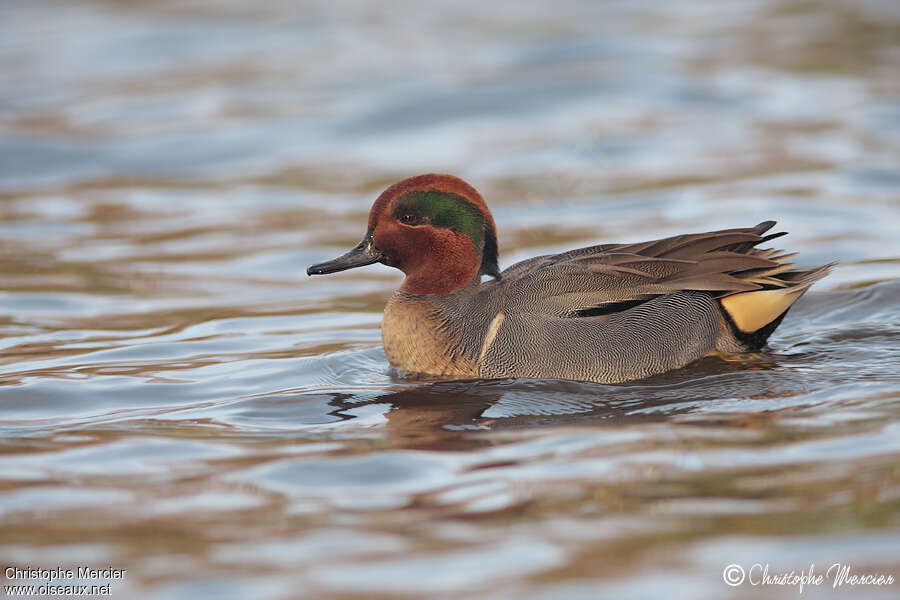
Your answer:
308,174 -> 831,383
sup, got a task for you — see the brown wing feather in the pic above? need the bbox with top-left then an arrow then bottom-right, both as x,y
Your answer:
503,221 -> 817,316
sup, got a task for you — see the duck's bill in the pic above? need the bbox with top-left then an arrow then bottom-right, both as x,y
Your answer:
307,231 -> 384,275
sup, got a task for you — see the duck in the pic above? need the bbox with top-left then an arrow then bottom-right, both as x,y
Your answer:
307,174 -> 831,384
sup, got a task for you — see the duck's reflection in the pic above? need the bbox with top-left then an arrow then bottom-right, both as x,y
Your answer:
324,355 -> 782,450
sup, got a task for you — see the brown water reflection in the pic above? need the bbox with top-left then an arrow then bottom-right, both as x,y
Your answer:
2,0 -> 900,598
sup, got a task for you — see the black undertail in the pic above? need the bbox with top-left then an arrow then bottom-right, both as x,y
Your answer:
719,302 -> 791,350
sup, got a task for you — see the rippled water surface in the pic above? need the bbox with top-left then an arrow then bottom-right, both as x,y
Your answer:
2,1 -> 899,598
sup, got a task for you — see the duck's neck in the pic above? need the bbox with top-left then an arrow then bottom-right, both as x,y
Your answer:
400,271 -> 481,295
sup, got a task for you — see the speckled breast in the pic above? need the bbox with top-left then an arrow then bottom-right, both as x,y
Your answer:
381,294 -> 478,378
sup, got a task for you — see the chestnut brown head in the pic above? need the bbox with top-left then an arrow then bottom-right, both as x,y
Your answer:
307,174 -> 500,295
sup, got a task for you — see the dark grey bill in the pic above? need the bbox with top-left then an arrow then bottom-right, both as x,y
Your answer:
307,231 -> 384,275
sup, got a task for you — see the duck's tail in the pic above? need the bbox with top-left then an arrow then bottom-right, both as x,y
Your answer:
718,260 -> 833,348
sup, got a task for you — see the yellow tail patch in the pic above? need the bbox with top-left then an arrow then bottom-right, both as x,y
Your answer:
720,285 -> 809,333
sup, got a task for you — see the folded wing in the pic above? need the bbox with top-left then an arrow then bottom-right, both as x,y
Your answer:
502,221 -> 829,319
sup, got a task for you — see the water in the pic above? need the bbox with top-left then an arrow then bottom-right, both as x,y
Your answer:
1,0 -> 899,598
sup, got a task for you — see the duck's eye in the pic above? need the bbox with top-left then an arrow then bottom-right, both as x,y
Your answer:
400,213 -> 417,224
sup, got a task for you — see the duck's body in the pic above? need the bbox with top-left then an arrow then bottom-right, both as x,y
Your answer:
309,174 -> 831,384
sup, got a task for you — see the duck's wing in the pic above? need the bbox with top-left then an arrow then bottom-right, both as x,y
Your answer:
501,221 -> 820,317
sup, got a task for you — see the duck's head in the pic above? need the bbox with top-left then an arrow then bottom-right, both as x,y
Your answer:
307,174 -> 500,295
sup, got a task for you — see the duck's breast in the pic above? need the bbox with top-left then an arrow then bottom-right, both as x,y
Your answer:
381,293 -> 479,378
